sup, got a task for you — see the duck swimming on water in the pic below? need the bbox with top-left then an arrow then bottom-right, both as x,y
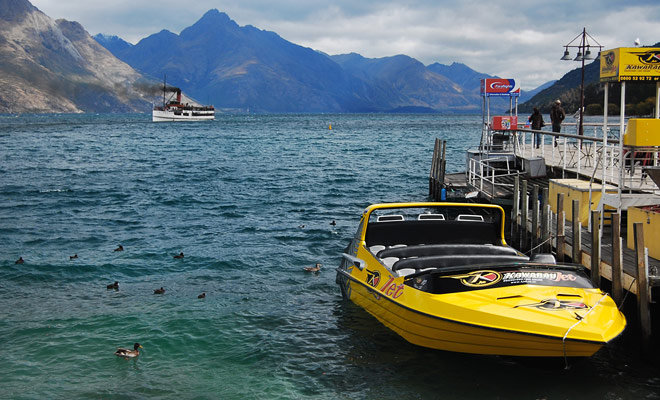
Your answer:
107,281 -> 119,290
304,263 -> 322,273
154,287 -> 165,294
198,292 -> 206,299
15,257 -> 24,264
114,245 -> 123,252
174,252 -> 184,259
114,343 -> 142,358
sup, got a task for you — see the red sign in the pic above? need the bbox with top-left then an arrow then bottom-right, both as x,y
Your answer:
492,116 -> 518,131
481,79 -> 521,97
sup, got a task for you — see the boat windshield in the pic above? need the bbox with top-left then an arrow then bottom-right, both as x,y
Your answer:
365,205 -> 505,248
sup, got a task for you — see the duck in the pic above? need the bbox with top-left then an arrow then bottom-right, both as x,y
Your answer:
154,287 -> 165,294
330,220 -> 337,226
107,281 -> 119,290
114,343 -> 142,358
304,263 -> 322,273
114,245 -> 124,252
174,252 -> 184,259
70,254 -> 78,260
15,257 -> 24,264
198,292 -> 206,299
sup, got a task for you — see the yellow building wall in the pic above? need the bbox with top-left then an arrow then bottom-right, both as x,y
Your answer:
549,179 -> 617,227
627,207 -> 660,260
624,119 -> 660,147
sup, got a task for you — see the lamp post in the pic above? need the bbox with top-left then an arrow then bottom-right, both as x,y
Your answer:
560,28 -> 602,136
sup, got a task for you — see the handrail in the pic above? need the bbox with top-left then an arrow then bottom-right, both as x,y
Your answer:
467,157 -> 523,199
516,128 -> 619,144
512,127 -> 660,198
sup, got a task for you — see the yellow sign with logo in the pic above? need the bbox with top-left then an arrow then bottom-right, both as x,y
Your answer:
600,47 -> 660,82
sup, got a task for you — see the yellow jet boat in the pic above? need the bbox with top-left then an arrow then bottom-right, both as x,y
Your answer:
336,202 -> 626,357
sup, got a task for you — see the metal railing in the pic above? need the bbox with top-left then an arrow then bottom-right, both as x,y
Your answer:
467,156 -> 522,198
514,124 -> 660,214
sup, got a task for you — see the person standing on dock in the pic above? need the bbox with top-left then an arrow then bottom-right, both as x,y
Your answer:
528,107 -> 544,148
550,100 -> 565,146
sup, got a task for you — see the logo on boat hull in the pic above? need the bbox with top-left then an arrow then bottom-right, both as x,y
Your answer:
366,269 -> 381,288
515,299 -> 589,310
448,270 -> 502,287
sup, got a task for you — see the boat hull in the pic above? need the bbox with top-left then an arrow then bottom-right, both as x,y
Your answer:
152,109 -> 215,122
337,202 -> 626,357
339,271 -> 608,357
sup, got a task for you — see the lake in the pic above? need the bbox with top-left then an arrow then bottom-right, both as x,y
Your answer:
1,113 -> 658,399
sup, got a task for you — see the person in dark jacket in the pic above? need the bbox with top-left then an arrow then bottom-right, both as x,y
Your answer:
550,100 -> 565,146
528,107 -> 544,148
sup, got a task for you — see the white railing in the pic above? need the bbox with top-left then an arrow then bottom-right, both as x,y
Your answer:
514,125 -> 660,197
467,156 -> 522,198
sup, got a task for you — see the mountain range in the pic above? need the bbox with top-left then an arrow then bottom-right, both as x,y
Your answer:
95,9 -> 500,113
0,0 -> 155,113
1,1 -> 558,114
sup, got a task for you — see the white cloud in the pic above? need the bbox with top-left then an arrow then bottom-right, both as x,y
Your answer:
29,0 -> 660,90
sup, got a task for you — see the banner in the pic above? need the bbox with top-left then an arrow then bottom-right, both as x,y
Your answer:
600,47 -> 660,82
480,79 -> 521,97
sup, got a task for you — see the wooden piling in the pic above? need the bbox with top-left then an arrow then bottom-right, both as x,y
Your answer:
572,200 -> 581,264
556,193 -> 565,263
520,180 -> 528,251
440,140 -> 447,197
511,176 -> 519,244
531,185 -> 539,254
634,222 -> 651,357
435,140 -> 443,198
541,188 -> 549,253
591,210 -> 601,288
611,213 -> 623,306
429,138 -> 439,196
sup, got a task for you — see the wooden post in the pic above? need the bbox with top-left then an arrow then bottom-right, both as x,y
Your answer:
511,175 -> 520,244
634,222 -> 651,357
541,187 -> 549,253
433,140 -> 439,198
591,210 -> 601,288
572,200 -> 581,264
440,140 -> 447,198
429,138 -> 439,197
611,213 -> 623,306
521,180 -> 528,251
531,185 -> 539,254
556,193 -> 565,262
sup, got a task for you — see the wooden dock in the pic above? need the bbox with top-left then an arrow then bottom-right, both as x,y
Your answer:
429,134 -> 660,357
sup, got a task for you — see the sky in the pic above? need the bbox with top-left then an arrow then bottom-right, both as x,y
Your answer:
29,0 -> 660,90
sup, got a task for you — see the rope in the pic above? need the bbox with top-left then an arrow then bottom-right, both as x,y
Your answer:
524,233 -> 556,256
618,278 -> 636,311
562,293 -> 609,369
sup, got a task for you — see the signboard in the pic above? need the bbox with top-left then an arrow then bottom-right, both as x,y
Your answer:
600,47 -> 660,82
480,78 -> 521,97
492,116 -> 518,131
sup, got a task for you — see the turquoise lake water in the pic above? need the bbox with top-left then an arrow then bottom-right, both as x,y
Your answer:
1,113 -> 659,399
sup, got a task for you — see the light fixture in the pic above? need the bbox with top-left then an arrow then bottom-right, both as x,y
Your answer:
560,28 -> 603,137
584,47 -> 595,60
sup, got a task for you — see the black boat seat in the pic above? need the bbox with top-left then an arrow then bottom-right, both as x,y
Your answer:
392,254 -> 529,271
378,244 -> 519,259
365,220 -> 500,247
